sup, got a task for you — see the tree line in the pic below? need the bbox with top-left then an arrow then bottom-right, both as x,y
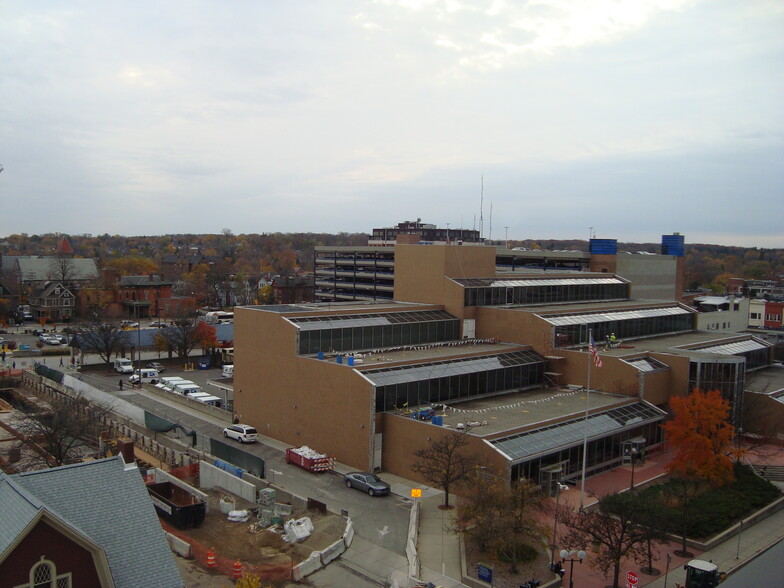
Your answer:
2,232 -> 781,293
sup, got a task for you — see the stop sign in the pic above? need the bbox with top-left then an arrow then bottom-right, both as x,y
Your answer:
627,571 -> 639,586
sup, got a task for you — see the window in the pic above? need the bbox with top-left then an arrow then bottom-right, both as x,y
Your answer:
16,557 -> 72,588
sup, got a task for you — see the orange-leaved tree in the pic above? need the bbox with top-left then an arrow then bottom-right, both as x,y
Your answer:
662,388 -> 736,486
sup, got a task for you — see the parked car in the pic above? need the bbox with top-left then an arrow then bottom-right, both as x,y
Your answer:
146,362 -> 165,372
222,424 -> 258,444
343,472 -> 391,496
149,321 -> 167,328
42,336 -> 62,346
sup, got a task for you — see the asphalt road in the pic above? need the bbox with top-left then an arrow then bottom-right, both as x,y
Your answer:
82,362 -> 410,578
4,327 -> 413,585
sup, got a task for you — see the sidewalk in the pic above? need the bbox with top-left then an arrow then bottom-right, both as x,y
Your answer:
383,444 -> 784,588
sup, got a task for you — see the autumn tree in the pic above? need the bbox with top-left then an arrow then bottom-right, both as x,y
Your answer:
410,431 -> 478,508
662,388 -> 737,486
457,474 -> 547,573
559,492 -> 654,588
104,255 -> 159,275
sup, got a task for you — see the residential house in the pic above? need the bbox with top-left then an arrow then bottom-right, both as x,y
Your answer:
0,455 -> 183,588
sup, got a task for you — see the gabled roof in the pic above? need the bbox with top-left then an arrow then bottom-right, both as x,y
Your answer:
56,237 -> 73,255
33,281 -> 75,298
1,456 -> 183,588
15,257 -> 99,282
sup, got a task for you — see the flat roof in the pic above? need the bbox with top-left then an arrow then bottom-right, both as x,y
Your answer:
391,387 -> 633,437
593,331 -> 773,359
325,341 -> 525,367
744,366 -> 784,395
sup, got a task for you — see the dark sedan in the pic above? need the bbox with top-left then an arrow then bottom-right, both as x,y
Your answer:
343,472 -> 391,496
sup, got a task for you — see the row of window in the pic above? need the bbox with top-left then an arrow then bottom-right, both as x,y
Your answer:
464,283 -> 628,307
298,319 -> 460,354
510,421 -> 663,484
36,299 -> 75,307
374,362 -> 545,412
688,359 -> 746,425
553,313 -> 694,347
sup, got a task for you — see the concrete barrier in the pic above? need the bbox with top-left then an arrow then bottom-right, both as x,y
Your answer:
319,538 -> 346,565
165,532 -> 192,559
200,460 -> 256,503
292,551 -> 323,581
342,517 -> 354,548
406,500 -> 420,578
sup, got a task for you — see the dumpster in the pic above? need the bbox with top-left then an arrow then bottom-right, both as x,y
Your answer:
285,446 -> 335,473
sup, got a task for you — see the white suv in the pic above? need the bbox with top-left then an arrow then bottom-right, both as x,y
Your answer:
222,424 -> 258,444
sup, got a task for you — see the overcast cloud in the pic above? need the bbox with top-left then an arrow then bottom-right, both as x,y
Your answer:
1,1 -> 782,247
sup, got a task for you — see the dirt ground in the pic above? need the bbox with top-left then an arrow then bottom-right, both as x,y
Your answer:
164,487 -> 345,584
463,536 -> 554,588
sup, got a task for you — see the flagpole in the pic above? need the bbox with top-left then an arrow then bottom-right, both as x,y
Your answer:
579,328 -> 593,509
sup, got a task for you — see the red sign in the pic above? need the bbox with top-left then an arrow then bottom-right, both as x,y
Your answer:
626,571 -> 639,586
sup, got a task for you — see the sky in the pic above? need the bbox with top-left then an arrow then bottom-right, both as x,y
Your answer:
1,0 -> 782,248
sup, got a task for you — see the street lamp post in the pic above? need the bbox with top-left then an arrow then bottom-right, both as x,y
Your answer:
559,549 -> 586,588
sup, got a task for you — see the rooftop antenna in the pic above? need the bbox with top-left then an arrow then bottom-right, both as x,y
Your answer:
479,174 -> 484,239
488,202 -> 493,241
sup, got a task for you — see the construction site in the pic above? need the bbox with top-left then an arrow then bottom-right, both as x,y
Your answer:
0,367 -> 349,586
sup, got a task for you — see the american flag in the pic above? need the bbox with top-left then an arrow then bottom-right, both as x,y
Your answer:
589,334 -> 603,368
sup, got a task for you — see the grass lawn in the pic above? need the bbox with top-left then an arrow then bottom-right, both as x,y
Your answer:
631,463 -> 781,539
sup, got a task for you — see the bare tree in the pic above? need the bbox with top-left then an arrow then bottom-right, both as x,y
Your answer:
15,388 -> 114,469
76,319 -> 130,368
49,253 -> 76,285
410,431 -> 478,508
457,474 -> 547,573
559,492 -> 652,588
156,311 -> 201,358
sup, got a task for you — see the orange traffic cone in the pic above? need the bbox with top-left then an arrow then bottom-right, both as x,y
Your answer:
231,559 -> 243,579
206,547 -> 217,570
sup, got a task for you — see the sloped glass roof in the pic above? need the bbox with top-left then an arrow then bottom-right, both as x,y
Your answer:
539,305 -> 692,326
625,357 -> 669,372
687,338 -> 770,355
489,401 -> 665,462
453,277 -> 627,288
361,350 -> 544,387
289,310 -> 456,331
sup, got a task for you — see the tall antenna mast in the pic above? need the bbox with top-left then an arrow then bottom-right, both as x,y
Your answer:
489,202 -> 493,241
480,174 -> 484,239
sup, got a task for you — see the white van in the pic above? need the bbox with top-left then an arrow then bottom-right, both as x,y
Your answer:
196,395 -> 222,407
172,382 -> 201,396
114,358 -> 134,374
162,379 -> 196,393
129,368 -> 159,384
156,376 -> 186,390
222,365 -> 234,379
